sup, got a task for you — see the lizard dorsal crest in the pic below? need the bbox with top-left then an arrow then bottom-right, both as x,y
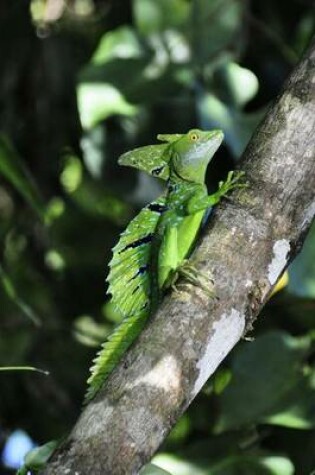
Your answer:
85,196 -> 166,402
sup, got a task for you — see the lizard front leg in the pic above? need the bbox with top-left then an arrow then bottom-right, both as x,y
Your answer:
187,171 -> 246,214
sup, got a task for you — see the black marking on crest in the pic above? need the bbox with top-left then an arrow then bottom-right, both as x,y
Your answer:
152,165 -> 164,176
131,265 -> 149,281
168,183 -> 178,193
148,203 -> 168,214
119,234 -> 153,253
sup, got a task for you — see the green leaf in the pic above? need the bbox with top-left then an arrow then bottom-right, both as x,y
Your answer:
134,0 -> 190,35
78,58 -> 182,124
215,331 -> 315,432
152,454 -> 204,475
23,440 -> 58,471
167,414 -> 191,444
73,315 -> 110,347
77,83 -> 137,129
152,451 -> 294,475
0,135 -> 46,220
214,62 -> 259,108
140,463 -> 174,475
260,457 -> 295,475
213,368 -> 232,395
92,26 -> 143,64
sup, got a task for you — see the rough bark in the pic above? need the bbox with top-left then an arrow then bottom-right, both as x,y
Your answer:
42,38 -> 315,475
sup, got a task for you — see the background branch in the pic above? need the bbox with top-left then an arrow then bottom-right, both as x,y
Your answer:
42,38 -> 315,475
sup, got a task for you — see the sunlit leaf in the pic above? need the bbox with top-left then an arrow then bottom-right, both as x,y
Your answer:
78,58 -> 182,119
260,457 -> 295,475
77,83 -> 137,129
152,454 -> 204,475
152,451 -> 294,475
45,197 -> 66,222
215,62 -> 259,107
60,155 -> 83,193
73,315 -> 110,347
44,249 -> 65,272
140,463 -> 174,475
92,26 -> 143,63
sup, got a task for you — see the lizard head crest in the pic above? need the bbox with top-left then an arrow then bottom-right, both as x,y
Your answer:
118,129 -> 223,183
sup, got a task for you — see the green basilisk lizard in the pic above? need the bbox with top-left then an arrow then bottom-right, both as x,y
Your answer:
85,129 -> 245,402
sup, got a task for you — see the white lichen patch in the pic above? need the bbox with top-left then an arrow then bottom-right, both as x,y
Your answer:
267,239 -> 290,285
192,309 -> 245,397
245,279 -> 253,288
131,355 -> 181,394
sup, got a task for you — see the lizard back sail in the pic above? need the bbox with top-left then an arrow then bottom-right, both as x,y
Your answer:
85,197 -> 166,402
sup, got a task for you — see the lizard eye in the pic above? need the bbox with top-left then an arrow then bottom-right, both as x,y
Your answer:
190,133 -> 199,141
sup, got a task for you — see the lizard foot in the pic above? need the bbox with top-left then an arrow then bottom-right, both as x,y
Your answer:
177,260 -> 215,298
218,170 -> 248,200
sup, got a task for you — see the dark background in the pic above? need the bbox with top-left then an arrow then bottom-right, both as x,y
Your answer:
0,1 -> 314,473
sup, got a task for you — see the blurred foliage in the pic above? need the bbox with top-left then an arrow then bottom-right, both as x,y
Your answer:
0,0 -> 314,474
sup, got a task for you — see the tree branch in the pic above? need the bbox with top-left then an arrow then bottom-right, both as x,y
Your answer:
42,38 -> 315,475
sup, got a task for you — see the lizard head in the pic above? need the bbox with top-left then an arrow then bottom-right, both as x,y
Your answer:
171,129 -> 224,183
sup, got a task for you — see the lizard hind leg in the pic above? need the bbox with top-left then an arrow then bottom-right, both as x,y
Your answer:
176,259 -> 215,298
158,226 -> 214,297
163,258 -> 215,298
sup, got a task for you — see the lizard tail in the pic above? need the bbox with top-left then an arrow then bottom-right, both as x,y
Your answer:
84,308 -> 148,403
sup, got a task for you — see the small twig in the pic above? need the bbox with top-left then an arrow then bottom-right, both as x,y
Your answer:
0,366 -> 49,375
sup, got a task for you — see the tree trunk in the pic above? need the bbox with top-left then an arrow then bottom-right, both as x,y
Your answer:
42,37 -> 315,475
